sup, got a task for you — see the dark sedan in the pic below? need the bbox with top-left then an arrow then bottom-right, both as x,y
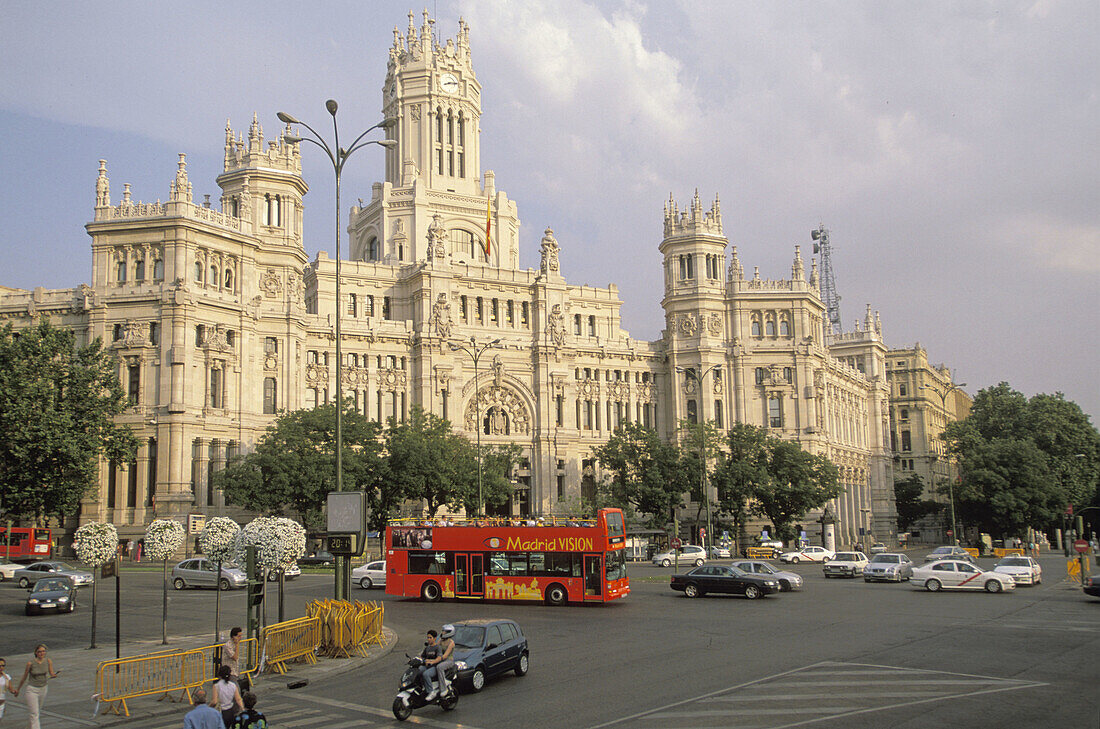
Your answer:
297,551 -> 335,566
1085,574 -> 1100,598
670,564 -> 781,599
25,577 -> 77,615
450,618 -> 529,692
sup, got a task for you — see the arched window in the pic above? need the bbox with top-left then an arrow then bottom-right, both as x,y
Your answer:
483,406 -> 510,435
117,259 -> 127,283
751,317 -> 761,337
765,318 -> 776,336
224,268 -> 234,291
779,319 -> 790,337
210,265 -> 218,286
449,229 -> 486,262
194,261 -> 203,283
134,258 -> 145,282
153,259 -> 164,280
367,237 -> 379,261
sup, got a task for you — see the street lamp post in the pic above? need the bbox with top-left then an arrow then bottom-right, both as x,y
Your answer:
276,102 -> 395,601
920,381 -> 966,546
449,337 -> 501,517
676,364 -> 721,551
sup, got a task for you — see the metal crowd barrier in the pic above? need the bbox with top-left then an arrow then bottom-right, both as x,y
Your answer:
307,599 -> 384,658
991,548 -> 1025,557
259,616 -> 321,674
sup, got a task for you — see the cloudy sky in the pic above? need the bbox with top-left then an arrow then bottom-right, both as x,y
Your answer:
1,1 -> 1097,421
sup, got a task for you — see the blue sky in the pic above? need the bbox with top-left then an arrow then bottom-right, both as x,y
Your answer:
1,1 -> 1097,420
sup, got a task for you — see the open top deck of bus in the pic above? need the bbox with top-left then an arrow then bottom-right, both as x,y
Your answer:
387,516 -> 599,528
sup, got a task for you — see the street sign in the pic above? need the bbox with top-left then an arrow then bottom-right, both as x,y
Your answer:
188,513 -> 206,534
670,537 -> 682,549
1074,539 -> 1089,554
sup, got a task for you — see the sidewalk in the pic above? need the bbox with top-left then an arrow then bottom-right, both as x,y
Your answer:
2,627 -> 397,728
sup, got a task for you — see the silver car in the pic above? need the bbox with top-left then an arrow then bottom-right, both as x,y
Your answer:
351,560 -> 387,589
14,561 -> 93,588
863,552 -> 914,582
731,559 -> 803,591
171,558 -> 247,590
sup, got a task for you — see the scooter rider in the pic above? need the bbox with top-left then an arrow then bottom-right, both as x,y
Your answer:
418,630 -> 441,696
423,624 -> 456,700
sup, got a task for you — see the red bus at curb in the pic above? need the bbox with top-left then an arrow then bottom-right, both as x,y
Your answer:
385,508 -> 630,605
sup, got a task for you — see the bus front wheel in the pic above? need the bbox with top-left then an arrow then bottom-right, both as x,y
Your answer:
545,584 -> 567,606
421,581 -> 442,602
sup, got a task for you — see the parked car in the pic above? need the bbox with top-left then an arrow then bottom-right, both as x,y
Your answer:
25,577 -> 77,615
14,562 -> 93,588
1084,574 -> 1100,598
670,564 -> 780,599
910,559 -> 1015,593
352,560 -> 387,589
0,558 -> 22,582
863,553 -> 914,582
298,551 -> 335,566
708,546 -> 731,559
450,619 -> 529,692
868,542 -> 888,554
652,545 -> 707,567
923,546 -> 976,563
778,546 -> 835,564
992,556 -> 1042,585
824,552 -> 868,578
267,562 -> 301,581
731,559 -> 803,591
171,558 -> 247,590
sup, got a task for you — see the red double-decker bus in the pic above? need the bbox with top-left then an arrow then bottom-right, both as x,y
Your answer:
0,526 -> 52,561
385,508 -> 629,605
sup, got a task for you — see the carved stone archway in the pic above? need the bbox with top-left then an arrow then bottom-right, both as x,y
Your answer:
464,384 -> 531,436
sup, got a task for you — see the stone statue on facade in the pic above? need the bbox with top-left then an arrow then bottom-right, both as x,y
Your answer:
539,228 -> 560,275
432,292 -> 452,339
547,304 -> 566,346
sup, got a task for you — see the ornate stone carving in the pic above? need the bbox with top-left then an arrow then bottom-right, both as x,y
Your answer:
378,367 -> 407,392
263,352 -> 278,371
342,366 -> 369,388
490,355 -> 504,386
201,324 -> 233,352
547,304 -> 566,346
707,312 -> 722,336
464,385 -> 530,436
260,269 -> 282,298
578,378 -> 599,399
427,214 -> 448,260
608,381 -> 630,401
410,104 -> 421,121
539,228 -> 560,275
431,293 -> 452,338
305,362 -> 329,386
678,314 -> 698,337
637,382 -> 658,402
121,320 -> 147,347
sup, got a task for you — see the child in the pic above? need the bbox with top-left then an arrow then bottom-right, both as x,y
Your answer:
0,657 -> 14,721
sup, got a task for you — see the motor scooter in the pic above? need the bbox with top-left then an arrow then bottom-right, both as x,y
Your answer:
392,653 -> 464,721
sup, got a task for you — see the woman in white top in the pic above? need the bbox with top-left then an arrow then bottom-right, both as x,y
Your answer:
0,656 -> 16,720
208,664 -> 243,728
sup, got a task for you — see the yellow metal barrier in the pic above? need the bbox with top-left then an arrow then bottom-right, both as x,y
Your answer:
992,548 -> 1025,557
95,637 -> 258,717
307,599 -> 384,658
260,616 -> 321,674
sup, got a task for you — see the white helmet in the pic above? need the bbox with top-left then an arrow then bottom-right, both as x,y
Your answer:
440,624 -> 456,639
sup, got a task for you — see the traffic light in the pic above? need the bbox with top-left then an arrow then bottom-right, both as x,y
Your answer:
246,545 -> 264,607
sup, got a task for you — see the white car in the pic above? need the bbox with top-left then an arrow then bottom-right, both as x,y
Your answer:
708,546 -> 731,559
779,546 -> 835,564
911,559 -> 1016,593
823,551 -> 868,577
992,555 -> 1042,585
652,545 -> 707,567
0,558 -> 22,582
351,560 -> 387,589
267,562 -> 301,581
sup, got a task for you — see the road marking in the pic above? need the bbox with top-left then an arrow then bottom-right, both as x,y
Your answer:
294,693 -> 490,729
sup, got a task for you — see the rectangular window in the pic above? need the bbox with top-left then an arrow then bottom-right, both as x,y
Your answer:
128,363 -> 140,406
147,438 -> 157,506
588,315 -> 596,337
768,397 -> 783,428
209,366 -> 223,408
476,297 -> 484,323
347,293 -> 357,317
899,383 -> 908,397
263,377 -> 277,414
264,337 -> 278,354
715,400 -> 723,428
383,296 -> 392,320
460,296 -> 468,322
491,299 -> 498,324
366,295 -> 375,317
556,395 -> 564,426
521,302 -> 529,326
574,315 -> 582,335
901,430 -> 912,452
686,399 -> 697,424
507,301 -> 514,326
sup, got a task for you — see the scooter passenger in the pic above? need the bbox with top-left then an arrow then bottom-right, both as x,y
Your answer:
423,624 -> 456,699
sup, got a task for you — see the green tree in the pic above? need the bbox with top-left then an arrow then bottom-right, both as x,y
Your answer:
478,442 -> 524,516
951,438 -> 1062,535
383,407 -> 478,517
592,422 -> 688,526
214,401 -> 386,530
751,439 -> 841,543
0,319 -> 137,523
893,474 -> 942,531
712,423 -> 770,553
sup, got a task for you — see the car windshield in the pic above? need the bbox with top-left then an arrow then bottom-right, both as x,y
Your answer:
870,554 -> 900,564
34,579 -> 69,592
1000,557 -> 1030,566
931,548 -> 951,555
755,563 -> 776,574
53,563 -> 75,571
835,553 -> 861,561
727,566 -> 748,576
452,625 -> 486,649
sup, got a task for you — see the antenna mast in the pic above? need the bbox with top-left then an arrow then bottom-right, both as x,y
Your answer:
812,225 -> 842,335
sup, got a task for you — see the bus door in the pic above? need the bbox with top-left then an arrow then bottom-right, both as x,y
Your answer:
583,554 -> 603,600
454,553 -> 485,598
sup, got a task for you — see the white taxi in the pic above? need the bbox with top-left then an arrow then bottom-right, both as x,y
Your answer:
778,546 -> 834,564
911,559 -> 1015,593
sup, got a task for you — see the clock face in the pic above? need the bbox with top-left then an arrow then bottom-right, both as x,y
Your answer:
440,73 -> 459,94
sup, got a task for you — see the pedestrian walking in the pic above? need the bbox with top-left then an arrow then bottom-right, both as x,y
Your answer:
222,627 -> 243,687
183,689 -> 222,729
0,657 -> 16,721
230,692 -> 267,729
15,644 -> 59,729
209,665 -> 243,728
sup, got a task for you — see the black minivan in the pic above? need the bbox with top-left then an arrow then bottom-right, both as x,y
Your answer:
451,618 -> 529,692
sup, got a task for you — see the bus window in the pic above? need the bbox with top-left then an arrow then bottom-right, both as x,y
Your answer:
408,552 -> 452,575
605,550 -> 627,581
604,510 -> 624,538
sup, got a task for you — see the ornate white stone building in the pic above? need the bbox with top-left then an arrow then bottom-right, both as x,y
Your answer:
0,12 -> 895,546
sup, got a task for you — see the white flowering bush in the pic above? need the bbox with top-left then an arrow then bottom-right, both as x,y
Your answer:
143,518 -> 185,562
73,521 -> 119,567
199,517 -> 240,563
231,516 -> 306,570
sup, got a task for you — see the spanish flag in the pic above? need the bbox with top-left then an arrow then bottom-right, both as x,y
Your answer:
483,196 -> 492,260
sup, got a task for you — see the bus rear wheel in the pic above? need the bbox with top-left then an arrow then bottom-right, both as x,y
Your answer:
545,583 -> 567,606
421,580 -> 442,602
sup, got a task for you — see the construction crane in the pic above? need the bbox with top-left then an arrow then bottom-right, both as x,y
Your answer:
811,225 -> 842,335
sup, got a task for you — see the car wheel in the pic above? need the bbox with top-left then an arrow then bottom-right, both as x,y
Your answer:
18,577 -> 30,589
219,578 -> 232,591
392,697 -> 412,721
173,577 -> 186,590
779,579 -> 791,591
822,556 -> 831,563
359,576 -> 373,590
470,666 -> 486,692
684,583 -> 700,598
661,558 -> 671,567
421,580 -> 442,602
864,576 -> 872,582
267,572 -> 278,582
694,558 -> 705,567
985,580 -> 1003,593
545,583 -> 567,606
1035,576 -> 1042,585
789,557 -> 799,564
925,579 -> 942,592
744,585 -> 761,600
515,652 -> 529,677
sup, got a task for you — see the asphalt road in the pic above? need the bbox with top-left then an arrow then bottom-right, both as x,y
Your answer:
1,554 -> 1096,729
